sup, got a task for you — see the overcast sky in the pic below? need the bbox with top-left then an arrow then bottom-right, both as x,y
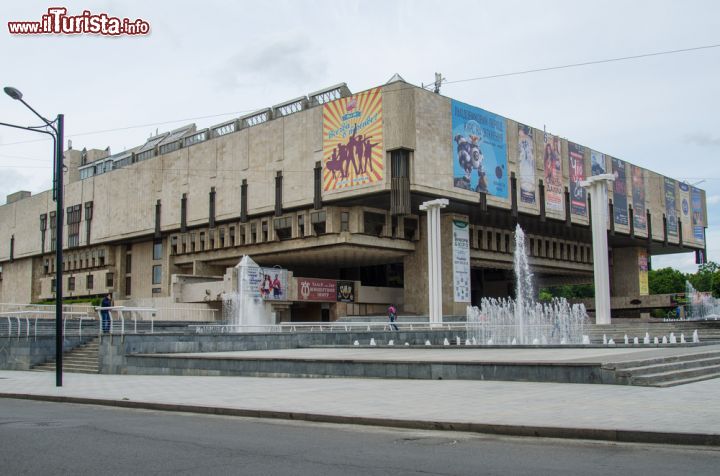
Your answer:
1,0 -> 718,272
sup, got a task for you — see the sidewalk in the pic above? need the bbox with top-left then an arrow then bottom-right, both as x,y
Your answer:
1,370 -> 719,446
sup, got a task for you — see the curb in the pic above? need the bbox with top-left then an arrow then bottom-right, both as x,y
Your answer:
2,392 -> 718,447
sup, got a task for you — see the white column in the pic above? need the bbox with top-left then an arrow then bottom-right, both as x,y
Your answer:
420,199 -> 449,325
580,174 -> 615,325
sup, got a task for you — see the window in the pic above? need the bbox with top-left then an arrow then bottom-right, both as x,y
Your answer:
251,223 -> 257,243
0,264 -> 3,281
106,272 -> 114,288
229,226 -> 236,246
209,231 -> 215,249
363,212 -> 385,236
43,259 -> 49,275
67,204 -> 82,248
51,278 -> 56,292
340,212 -> 350,232
49,211 -> 56,252
209,187 -> 216,229
153,241 -> 162,260
311,210 -> 326,235
152,288 -> 162,294
275,171 -> 283,217
125,276 -> 132,296
85,201 -> 93,244
239,225 -> 246,245
86,274 -> 94,290
152,265 -> 162,285
199,232 -> 206,250
40,214 -> 47,252
274,217 -> 292,240
125,252 -> 132,273
219,228 -> 225,248
171,236 -> 178,255
181,235 -> 187,254
98,249 -> 105,267
181,193 -> 188,232
189,232 -> 196,252
261,222 -> 268,242
68,276 -> 75,291
404,218 -> 418,241
298,214 -> 305,237
240,179 -> 248,223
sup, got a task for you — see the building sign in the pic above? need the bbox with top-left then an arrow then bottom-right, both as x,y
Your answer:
258,268 -> 288,301
638,249 -> 649,296
631,165 -> 646,232
664,177 -> 678,237
297,277 -> 337,302
568,142 -> 586,216
451,100 -> 508,198
322,87 -> 384,191
590,149 -> 606,176
691,186 -> 704,242
452,220 -> 471,303
543,133 -> 564,214
517,124 -> 536,205
611,157 -> 628,226
336,280 -> 355,303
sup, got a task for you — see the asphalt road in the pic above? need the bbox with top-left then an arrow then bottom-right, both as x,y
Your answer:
1,398 -> 718,475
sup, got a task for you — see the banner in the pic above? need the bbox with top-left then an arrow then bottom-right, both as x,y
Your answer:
664,177 -> 678,237
297,277 -> 337,302
452,220 -> 471,303
517,124 -> 536,205
336,280 -> 355,303
691,186 -> 705,241
638,249 -> 649,296
452,100 -> 508,198
568,142 -> 586,216
259,268 -> 288,301
679,182 -> 691,240
543,133 -> 564,213
323,88 -> 383,191
590,150 -> 606,176
611,158 -> 628,226
631,165 -> 646,232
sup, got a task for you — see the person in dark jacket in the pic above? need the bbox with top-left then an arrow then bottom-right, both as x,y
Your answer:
101,294 -> 112,333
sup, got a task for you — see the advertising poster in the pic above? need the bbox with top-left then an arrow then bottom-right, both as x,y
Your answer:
451,100 -> 508,198
452,221 -> 471,303
611,158 -> 628,226
543,133 -> 564,214
568,142 -> 586,216
336,280 -> 355,303
691,186 -> 705,241
638,249 -> 649,296
297,277 -> 337,302
664,177 -> 678,237
259,268 -> 288,301
517,124 -> 536,205
590,150 -> 606,176
631,165 -> 646,232
322,88 -> 383,191
679,182 -> 691,240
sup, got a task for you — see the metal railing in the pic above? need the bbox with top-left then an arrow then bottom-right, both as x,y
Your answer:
191,321 -> 468,334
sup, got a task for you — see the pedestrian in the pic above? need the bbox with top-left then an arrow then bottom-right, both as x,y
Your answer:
101,293 -> 112,334
387,305 -> 399,331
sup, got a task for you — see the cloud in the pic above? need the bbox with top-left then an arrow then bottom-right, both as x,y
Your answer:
683,133 -> 720,148
214,36 -> 327,92
706,194 -> 720,205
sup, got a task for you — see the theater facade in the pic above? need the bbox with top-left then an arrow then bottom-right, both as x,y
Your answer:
0,77 -> 708,321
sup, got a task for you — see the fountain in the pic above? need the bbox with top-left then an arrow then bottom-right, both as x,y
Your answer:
466,225 -> 589,345
685,281 -> 720,320
222,256 -> 273,331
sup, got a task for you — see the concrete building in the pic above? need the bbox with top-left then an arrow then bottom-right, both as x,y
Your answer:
0,77 -> 709,321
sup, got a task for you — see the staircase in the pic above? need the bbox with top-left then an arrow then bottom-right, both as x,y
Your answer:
33,337 -> 100,374
605,349 -> 720,387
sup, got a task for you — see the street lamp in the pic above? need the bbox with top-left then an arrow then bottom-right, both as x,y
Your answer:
2,87 -> 65,387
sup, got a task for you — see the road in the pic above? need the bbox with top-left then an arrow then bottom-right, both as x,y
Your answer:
1,398 -> 718,475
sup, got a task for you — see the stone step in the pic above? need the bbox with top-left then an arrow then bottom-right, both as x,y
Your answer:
631,364 -> 720,386
653,372 -> 720,388
610,352 -> 720,370
616,356 -> 720,376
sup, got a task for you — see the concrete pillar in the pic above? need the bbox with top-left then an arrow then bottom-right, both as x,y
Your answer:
581,174 -> 614,325
611,247 -> 646,297
419,199 -> 448,324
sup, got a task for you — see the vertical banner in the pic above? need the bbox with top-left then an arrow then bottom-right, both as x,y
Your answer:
259,268 -> 288,301
664,177 -> 678,237
568,142 -> 586,216
611,158 -> 628,226
517,124 -> 536,205
679,182 -> 691,240
323,88 -> 383,191
631,165 -> 646,232
451,100 -> 508,198
336,280 -> 355,303
452,220 -> 471,303
638,249 -> 649,296
590,149 -> 606,176
691,186 -> 705,242
543,133 -> 564,213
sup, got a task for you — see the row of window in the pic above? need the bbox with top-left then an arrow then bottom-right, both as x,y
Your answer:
51,272 -> 113,293
44,248 -> 107,275
472,227 -> 593,264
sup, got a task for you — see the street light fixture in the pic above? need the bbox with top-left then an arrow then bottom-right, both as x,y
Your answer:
2,87 -> 65,387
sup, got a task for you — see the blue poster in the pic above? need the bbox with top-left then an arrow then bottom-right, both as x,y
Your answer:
451,100 -> 508,198
691,186 -> 704,241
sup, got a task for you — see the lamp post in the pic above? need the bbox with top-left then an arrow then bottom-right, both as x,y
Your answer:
2,87 -> 64,387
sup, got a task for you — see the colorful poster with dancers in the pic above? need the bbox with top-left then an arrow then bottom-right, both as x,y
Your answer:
451,100 -> 508,198
568,142 -> 586,216
323,88 -> 383,191
543,133 -> 564,214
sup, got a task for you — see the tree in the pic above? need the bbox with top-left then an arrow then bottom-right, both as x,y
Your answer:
648,267 -> 687,295
687,261 -> 720,297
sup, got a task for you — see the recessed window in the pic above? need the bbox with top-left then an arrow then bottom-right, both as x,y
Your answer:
274,217 -> 292,240
311,211 -> 326,235
364,212 -> 385,236
86,274 -> 94,290
340,212 -> 350,232
68,276 -> 75,291
152,265 -> 162,285
106,272 -> 114,288
153,241 -> 162,260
